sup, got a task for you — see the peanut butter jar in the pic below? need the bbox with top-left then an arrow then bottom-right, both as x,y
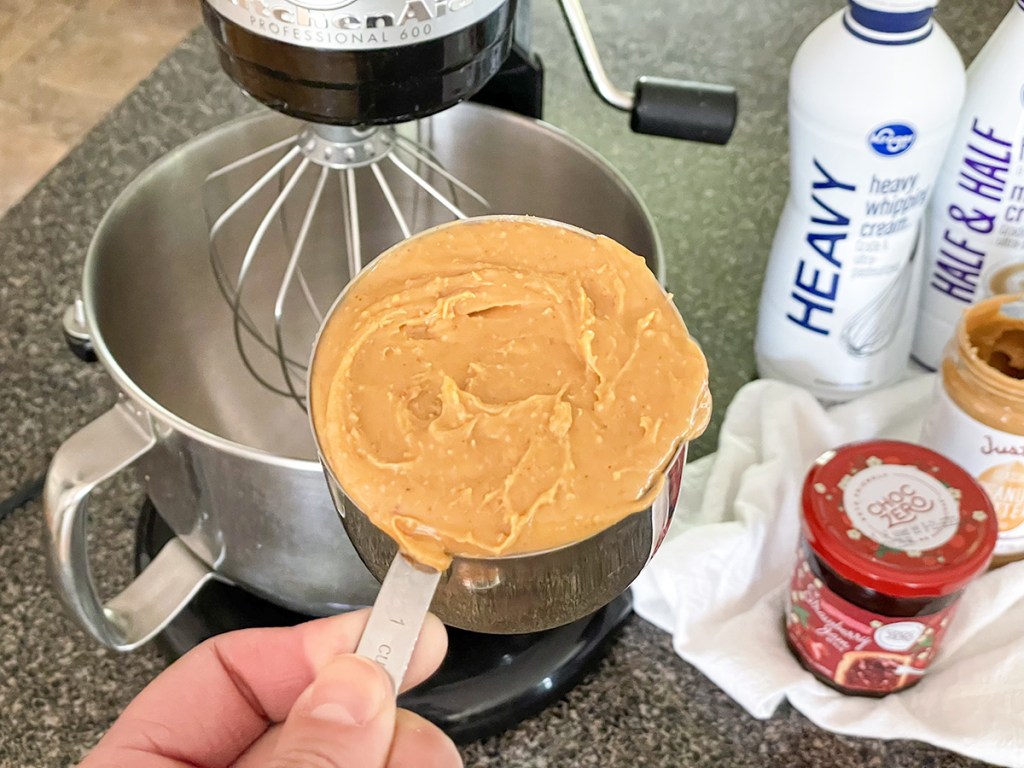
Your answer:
920,293 -> 1024,567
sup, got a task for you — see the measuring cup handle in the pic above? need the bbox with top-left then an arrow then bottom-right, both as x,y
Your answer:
356,554 -> 441,693
43,402 -> 216,651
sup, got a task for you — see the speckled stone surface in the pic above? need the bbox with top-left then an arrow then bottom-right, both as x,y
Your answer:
0,1 -> 1011,766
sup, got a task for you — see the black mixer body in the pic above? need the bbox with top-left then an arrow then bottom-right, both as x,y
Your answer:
201,0 -> 518,125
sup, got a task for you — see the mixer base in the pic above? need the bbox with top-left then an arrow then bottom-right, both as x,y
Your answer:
134,499 -> 632,744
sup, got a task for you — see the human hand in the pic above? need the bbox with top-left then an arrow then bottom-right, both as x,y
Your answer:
80,610 -> 460,768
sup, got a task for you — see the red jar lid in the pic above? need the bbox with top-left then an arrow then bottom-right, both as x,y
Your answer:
801,440 -> 997,599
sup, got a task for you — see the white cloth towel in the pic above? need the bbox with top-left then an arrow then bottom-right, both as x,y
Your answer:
632,375 -> 1024,768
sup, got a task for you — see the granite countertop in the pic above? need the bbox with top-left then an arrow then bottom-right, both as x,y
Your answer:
0,1 -> 1010,766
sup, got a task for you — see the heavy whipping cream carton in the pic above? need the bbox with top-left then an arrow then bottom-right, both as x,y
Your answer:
756,0 -> 965,401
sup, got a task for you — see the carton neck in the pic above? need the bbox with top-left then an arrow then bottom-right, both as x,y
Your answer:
844,1 -> 935,45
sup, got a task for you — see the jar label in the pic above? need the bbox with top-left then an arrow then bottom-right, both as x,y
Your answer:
842,463 -> 960,552
786,551 -> 956,694
921,382 -> 1024,556
205,0 -> 507,51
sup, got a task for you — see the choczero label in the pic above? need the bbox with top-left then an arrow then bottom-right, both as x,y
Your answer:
786,551 -> 954,694
921,383 -> 1024,556
206,0 -> 507,51
808,447 -> 991,567
842,463 -> 960,552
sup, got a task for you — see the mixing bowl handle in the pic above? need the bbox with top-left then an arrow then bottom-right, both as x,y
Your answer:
43,401 -> 216,651
62,297 -> 97,364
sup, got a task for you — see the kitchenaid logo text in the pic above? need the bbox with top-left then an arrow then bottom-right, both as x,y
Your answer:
786,159 -> 856,336
291,1 -> 360,9
208,0 -> 502,49
227,0 -> 478,29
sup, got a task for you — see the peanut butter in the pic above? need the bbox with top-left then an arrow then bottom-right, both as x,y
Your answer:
926,293 -> 1024,567
944,294 -> 1024,432
310,218 -> 710,570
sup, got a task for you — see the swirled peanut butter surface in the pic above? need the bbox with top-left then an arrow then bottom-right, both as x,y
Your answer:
311,218 -> 710,570
961,294 -> 1024,381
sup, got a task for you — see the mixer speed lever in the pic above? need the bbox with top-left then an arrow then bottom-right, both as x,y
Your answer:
557,0 -> 737,144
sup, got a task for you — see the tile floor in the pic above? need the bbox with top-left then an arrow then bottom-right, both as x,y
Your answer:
0,0 -> 199,214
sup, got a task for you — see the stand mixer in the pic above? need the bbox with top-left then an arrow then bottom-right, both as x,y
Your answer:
199,0 -> 737,408
46,0 -> 736,744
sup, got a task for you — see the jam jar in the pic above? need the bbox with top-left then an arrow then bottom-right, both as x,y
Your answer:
785,440 -> 997,697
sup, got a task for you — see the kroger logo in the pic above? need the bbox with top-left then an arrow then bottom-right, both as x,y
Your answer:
868,123 -> 916,157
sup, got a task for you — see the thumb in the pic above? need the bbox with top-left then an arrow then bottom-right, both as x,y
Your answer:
267,654 -> 395,768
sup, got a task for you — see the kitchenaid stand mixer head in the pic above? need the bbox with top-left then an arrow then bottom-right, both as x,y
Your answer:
200,0 -> 738,409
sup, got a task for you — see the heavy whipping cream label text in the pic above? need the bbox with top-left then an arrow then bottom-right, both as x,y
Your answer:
757,114 -> 952,397
921,383 -> 1024,556
784,154 -> 930,345
784,153 -> 929,344
205,0 -> 506,50
784,160 -> 855,337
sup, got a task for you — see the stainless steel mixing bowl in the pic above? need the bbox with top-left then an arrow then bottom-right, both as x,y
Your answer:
44,105 -> 664,651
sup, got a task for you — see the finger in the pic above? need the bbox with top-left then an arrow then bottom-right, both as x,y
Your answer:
387,710 -> 463,768
325,612 -> 448,694
266,654 -> 395,768
233,725 -> 281,768
237,707 -> 463,768
81,611 -> 448,768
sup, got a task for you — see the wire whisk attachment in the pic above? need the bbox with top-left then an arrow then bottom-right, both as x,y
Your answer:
204,122 -> 490,410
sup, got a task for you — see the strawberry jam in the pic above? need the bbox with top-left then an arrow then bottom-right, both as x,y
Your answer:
785,440 -> 997,696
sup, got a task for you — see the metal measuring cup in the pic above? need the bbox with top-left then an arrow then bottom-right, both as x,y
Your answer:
307,216 -> 695,692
